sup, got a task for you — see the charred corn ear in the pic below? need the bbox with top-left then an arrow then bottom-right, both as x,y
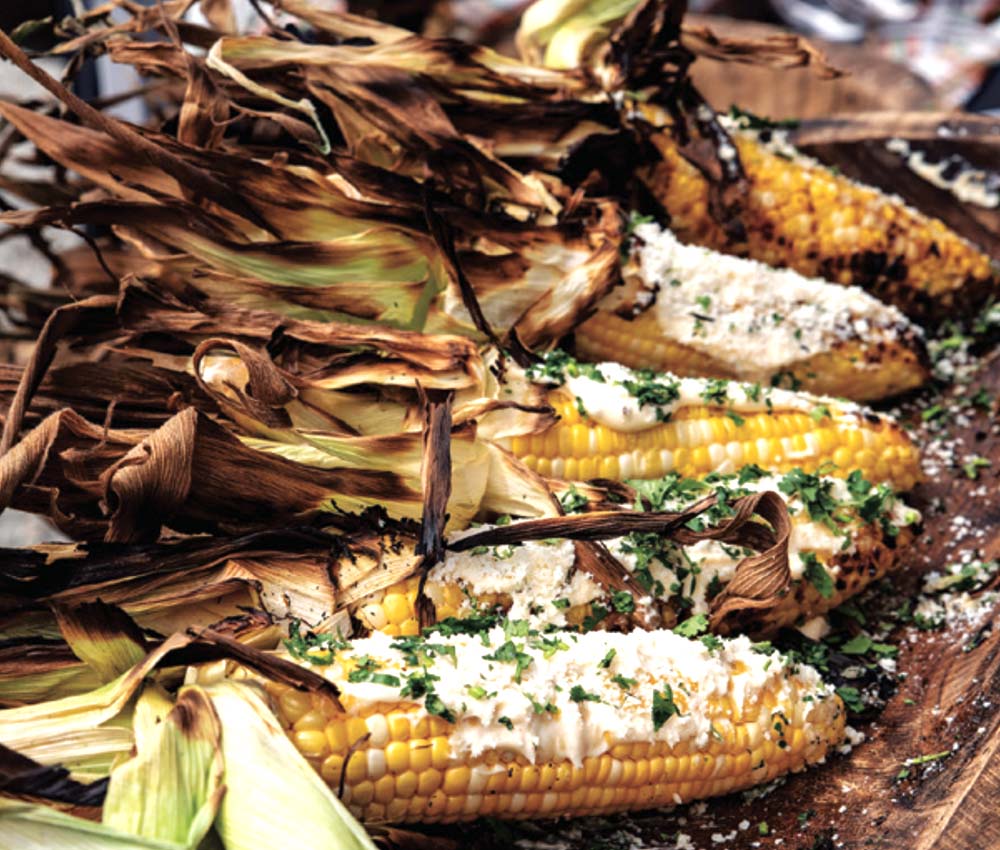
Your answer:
272,627 -> 844,823
644,123 -> 999,322
576,224 -> 930,402
500,355 -> 921,490
350,468 -> 919,638
578,310 -> 927,402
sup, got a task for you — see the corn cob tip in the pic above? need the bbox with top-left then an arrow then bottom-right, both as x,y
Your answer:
577,222 -> 930,402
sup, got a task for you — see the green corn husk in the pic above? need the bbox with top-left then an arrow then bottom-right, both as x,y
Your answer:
0,91 -> 621,350
518,0 -> 641,69
0,659 -> 375,850
101,686 -> 224,847
0,799 -> 190,850
202,680 -> 376,850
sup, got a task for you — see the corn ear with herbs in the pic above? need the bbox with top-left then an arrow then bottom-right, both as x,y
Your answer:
501,355 -> 921,490
270,626 -> 844,823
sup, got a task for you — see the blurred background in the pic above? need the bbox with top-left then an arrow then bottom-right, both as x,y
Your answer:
1,0 -> 999,545
4,1 -> 1000,115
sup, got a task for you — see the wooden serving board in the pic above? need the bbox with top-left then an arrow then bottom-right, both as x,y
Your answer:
395,348 -> 1000,850
687,15 -> 937,120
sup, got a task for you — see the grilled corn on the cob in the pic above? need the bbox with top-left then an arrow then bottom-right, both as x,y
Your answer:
645,120 -> 999,321
352,468 -> 918,638
501,354 -> 921,490
272,625 -> 844,823
576,222 -> 930,401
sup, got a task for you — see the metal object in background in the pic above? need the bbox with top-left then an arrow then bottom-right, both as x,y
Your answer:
769,0 -> 867,40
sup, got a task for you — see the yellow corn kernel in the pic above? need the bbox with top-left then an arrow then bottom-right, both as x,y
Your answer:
504,389 -> 919,491
270,662 -> 844,825
643,129 -> 998,323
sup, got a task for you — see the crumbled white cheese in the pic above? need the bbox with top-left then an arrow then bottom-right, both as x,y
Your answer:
887,138 -> 1000,209
319,628 -> 839,768
430,533 -> 602,628
798,615 -> 832,641
438,472 -> 918,621
630,223 -> 916,377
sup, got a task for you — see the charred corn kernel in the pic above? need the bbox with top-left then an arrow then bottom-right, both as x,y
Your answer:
644,125 -> 999,323
270,626 -> 844,823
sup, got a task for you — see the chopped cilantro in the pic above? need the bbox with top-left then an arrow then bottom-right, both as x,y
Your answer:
559,484 -> 589,514
835,685 -> 864,713
810,404 -> 831,423
738,463 -> 768,483
598,648 -> 617,669
347,655 -> 395,685
424,693 -> 456,723
484,640 -> 533,682
622,371 -> 681,416
839,634 -> 872,655
970,387 -> 993,410
582,603 -> 610,632
569,685 -> 601,703
700,379 -> 730,406
612,673 -> 637,690
283,619 -> 348,666
400,669 -> 438,699
779,468 -> 843,530
425,610 -> 500,638
921,404 -> 945,422
700,634 -> 723,652
625,211 -> 655,235
498,716 -> 514,731
611,590 -> 635,614
529,634 -> 569,659
652,685 -> 682,730
801,552 -> 835,599
527,694 -> 559,715
705,574 -> 724,600
962,456 -> 991,480
673,613 -> 709,638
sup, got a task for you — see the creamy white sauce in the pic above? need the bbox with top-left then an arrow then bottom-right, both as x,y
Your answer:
886,138 -> 1000,209
428,533 -> 602,628
629,224 -> 916,376
319,628 -> 837,767
561,360 -> 865,434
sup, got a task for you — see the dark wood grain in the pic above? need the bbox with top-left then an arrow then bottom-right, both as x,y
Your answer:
688,15 -> 937,120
